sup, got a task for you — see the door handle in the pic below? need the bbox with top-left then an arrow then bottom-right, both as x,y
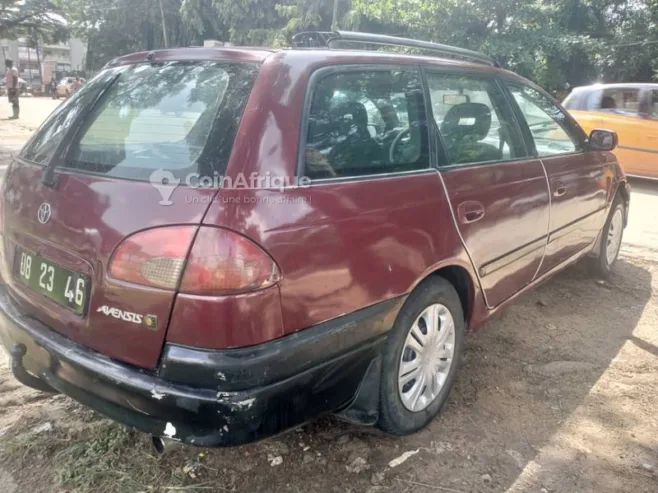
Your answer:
457,201 -> 485,224
553,181 -> 567,197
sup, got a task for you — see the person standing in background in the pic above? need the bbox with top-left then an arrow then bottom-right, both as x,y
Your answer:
5,59 -> 19,119
49,76 -> 57,99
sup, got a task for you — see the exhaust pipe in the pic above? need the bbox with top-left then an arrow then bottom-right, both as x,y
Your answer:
151,436 -> 181,455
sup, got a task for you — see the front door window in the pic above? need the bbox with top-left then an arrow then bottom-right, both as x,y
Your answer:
508,84 -> 582,157
425,73 -> 527,165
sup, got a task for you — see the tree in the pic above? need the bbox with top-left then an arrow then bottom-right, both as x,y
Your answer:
349,0 -> 658,90
0,0 -> 67,39
64,0 -> 205,70
61,0 -> 658,87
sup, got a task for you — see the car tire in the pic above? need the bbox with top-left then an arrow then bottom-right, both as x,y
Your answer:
588,195 -> 625,278
377,276 -> 464,435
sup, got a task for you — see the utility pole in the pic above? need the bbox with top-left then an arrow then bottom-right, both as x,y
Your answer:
33,31 -> 42,88
158,0 -> 169,48
332,0 -> 339,31
26,40 -> 32,85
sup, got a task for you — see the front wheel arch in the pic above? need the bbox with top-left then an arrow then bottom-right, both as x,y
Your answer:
617,180 -> 630,227
588,195 -> 625,276
591,185 -> 628,258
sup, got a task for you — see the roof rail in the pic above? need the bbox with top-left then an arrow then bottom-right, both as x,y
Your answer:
291,30 -> 498,67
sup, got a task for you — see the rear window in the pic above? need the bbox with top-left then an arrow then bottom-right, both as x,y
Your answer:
20,69 -> 121,164
65,61 -> 258,181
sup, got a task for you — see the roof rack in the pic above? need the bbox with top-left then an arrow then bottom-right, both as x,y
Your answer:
291,30 -> 498,67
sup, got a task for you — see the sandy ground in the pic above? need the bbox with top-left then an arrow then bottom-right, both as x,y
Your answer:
0,99 -> 657,493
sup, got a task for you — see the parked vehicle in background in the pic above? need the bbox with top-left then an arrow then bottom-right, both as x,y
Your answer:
564,83 -> 658,179
55,76 -> 86,98
0,77 -> 27,96
0,31 -> 629,449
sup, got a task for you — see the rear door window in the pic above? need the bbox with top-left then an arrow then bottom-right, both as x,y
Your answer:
303,67 -> 430,179
66,61 -> 258,181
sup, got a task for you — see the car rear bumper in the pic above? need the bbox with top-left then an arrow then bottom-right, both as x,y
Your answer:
0,286 -> 402,447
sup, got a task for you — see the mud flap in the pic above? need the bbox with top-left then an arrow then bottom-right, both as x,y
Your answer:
335,355 -> 381,426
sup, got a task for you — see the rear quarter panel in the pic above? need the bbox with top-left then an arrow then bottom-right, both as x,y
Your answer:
198,53 -> 484,341
203,174 -> 480,335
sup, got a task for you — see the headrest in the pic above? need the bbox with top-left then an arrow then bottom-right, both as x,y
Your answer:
332,101 -> 369,129
441,102 -> 492,141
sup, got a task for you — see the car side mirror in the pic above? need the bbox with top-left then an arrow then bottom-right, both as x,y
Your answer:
589,129 -> 618,151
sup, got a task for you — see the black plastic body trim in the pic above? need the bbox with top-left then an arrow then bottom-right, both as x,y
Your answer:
0,287 -> 405,447
160,297 -> 405,391
479,235 -> 547,278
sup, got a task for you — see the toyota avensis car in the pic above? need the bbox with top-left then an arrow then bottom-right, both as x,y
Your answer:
0,31 -> 630,448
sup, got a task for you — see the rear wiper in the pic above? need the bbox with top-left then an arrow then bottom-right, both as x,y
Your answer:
42,72 -> 121,187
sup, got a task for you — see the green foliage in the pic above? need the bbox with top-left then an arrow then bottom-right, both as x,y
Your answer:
350,0 -> 608,90
0,0 -> 68,40
55,0 -> 658,87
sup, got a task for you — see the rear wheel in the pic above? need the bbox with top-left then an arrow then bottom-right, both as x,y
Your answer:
377,277 -> 464,435
589,196 -> 625,277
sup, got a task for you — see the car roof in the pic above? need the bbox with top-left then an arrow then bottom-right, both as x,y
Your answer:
108,47 -> 277,66
572,82 -> 658,92
107,46 -> 525,81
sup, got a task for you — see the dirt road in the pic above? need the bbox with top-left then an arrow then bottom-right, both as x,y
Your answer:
0,100 -> 657,493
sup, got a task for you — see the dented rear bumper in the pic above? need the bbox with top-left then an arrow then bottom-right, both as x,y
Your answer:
0,286 -> 400,446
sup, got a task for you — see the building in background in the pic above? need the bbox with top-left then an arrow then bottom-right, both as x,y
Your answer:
1,37 -> 87,89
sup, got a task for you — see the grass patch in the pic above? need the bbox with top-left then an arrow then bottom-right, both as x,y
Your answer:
1,420 -> 209,493
54,424 -> 168,492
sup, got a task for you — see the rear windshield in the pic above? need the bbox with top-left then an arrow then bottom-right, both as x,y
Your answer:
64,61 -> 258,181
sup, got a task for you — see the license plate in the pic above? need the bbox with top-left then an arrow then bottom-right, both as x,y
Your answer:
14,248 -> 90,315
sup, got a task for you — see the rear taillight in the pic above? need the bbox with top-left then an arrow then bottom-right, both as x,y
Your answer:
180,227 -> 280,295
109,226 -> 196,289
109,226 -> 280,295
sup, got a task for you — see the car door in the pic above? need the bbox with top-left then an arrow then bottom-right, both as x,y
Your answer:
507,82 -> 609,276
426,70 -> 550,308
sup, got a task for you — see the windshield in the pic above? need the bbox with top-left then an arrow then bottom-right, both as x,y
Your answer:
64,61 -> 258,181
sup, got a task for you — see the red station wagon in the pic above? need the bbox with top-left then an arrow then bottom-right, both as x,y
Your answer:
0,31 -> 630,449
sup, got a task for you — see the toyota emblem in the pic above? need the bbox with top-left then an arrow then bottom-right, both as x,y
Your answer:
37,203 -> 52,224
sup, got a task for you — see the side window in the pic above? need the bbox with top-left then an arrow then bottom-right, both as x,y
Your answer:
585,89 -> 602,110
508,84 -> 582,157
426,73 -> 527,165
648,91 -> 658,119
304,68 -> 429,180
599,88 -> 640,115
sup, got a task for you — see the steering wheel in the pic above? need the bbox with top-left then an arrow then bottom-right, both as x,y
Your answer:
389,126 -> 411,163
